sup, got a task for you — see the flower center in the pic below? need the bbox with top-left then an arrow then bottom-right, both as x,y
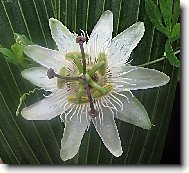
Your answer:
59,52 -> 114,104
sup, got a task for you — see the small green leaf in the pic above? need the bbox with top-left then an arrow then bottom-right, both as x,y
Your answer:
145,0 -> 168,35
165,40 -> 180,67
159,0 -> 173,31
11,42 -> 27,67
172,0 -> 180,27
170,23 -> 180,42
11,34 -> 34,68
11,42 -> 24,55
0,47 -> 18,65
0,33 -> 33,68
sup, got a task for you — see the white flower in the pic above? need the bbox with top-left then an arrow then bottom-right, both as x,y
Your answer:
21,10 -> 170,161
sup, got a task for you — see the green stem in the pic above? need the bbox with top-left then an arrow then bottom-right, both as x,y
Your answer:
139,50 -> 180,67
88,61 -> 105,76
85,73 -> 106,94
16,88 -> 42,116
73,57 -> 83,73
138,57 -> 165,67
76,84 -> 84,103
88,78 -> 106,94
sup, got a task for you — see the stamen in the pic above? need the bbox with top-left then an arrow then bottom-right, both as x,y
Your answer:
47,68 -> 56,79
76,36 -> 98,118
47,68 -> 82,81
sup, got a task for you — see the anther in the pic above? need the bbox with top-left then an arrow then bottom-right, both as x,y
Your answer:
47,68 -> 57,79
76,36 -> 86,44
47,68 -> 82,81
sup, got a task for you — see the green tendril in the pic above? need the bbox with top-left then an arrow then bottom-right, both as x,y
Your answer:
16,88 -> 42,116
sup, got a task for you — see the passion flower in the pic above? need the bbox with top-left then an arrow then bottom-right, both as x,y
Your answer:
21,10 -> 170,161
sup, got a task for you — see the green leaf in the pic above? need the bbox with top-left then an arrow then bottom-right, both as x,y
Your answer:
145,0 -> 168,35
0,33 -> 33,68
172,0 -> 180,27
0,47 -> 18,65
159,0 -> 173,30
11,33 -> 34,67
11,42 -> 26,67
165,40 -> 180,67
170,23 -> 180,42
0,0 -> 179,164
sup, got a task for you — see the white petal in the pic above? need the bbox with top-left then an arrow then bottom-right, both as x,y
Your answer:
60,106 -> 90,161
24,45 -> 71,72
87,10 -> 113,60
49,18 -> 80,53
21,67 -> 57,91
93,103 -> 122,157
112,65 -> 170,91
108,22 -> 145,68
113,91 -> 151,129
21,90 -> 67,120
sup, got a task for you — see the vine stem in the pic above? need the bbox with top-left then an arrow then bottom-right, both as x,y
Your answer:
139,50 -> 180,67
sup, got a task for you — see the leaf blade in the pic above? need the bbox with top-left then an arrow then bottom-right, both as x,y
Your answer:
145,0 -> 168,35
165,40 -> 180,67
159,0 -> 173,30
170,23 -> 180,42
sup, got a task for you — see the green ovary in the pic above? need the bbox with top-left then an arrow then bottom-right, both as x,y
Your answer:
60,52 -> 114,104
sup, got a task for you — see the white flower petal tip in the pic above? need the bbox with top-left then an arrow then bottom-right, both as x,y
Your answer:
21,107 -> 44,120
114,91 -> 152,129
134,22 -> 145,33
144,69 -> 170,88
49,17 -> 57,23
60,145 -> 80,161
21,107 -> 53,121
60,148 -> 74,161
21,67 -> 57,91
113,66 -> 170,91
120,21 -> 145,44
159,72 -> 170,85
21,90 -> 66,120
141,118 -> 152,130
108,21 -> 145,67
112,148 -> 123,157
102,10 -> 113,17
60,108 -> 90,161
49,17 -> 79,53
92,106 -> 123,159
49,17 -> 68,32
87,10 -> 113,58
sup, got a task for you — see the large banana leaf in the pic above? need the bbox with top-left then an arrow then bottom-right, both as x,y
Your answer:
0,0 -> 179,164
